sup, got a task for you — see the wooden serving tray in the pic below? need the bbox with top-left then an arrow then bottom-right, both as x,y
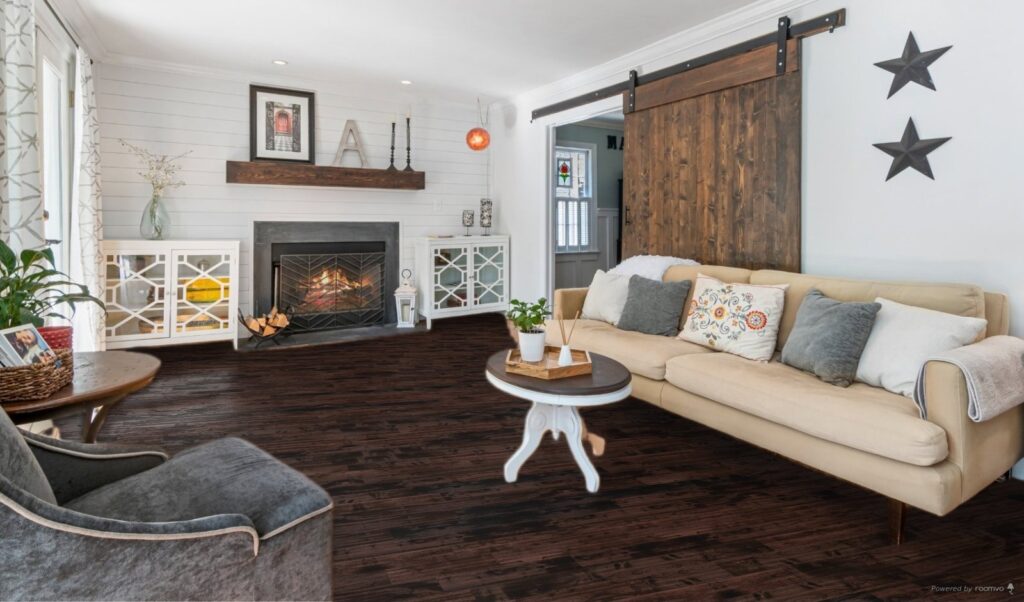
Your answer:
505,346 -> 592,380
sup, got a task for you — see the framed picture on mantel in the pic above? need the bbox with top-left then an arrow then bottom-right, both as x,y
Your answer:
249,85 -> 316,163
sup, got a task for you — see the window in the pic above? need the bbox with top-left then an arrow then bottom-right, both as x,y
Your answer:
36,10 -> 75,274
554,144 -> 596,253
41,60 -> 67,256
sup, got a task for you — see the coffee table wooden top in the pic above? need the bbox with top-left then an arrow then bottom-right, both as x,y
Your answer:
3,351 -> 161,415
486,349 -> 631,398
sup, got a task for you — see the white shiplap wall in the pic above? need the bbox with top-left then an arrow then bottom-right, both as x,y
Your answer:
95,62 -> 491,314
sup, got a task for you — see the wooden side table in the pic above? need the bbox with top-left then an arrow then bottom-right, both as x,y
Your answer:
2,351 -> 161,443
486,350 -> 632,493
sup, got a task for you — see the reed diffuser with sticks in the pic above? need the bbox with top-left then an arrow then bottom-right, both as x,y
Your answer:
556,309 -> 581,366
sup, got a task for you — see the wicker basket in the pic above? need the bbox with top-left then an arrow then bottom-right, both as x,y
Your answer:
0,349 -> 74,403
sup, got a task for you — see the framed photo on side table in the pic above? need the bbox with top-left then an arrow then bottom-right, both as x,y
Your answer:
0,324 -> 61,367
249,85 -> 316,163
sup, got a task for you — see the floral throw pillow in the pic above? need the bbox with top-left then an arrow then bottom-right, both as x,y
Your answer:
678,274 -> 788,361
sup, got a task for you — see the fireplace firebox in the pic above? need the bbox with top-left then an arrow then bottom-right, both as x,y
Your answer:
253,222 -> 400,334
274,249 -> 385,332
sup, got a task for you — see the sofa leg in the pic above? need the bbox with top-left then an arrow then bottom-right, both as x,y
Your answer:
888,499 -> 905,545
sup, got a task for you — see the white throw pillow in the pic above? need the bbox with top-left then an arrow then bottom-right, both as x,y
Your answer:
581,270 -> 631,325
678,274 -> 788,361
855,297 -> 988,397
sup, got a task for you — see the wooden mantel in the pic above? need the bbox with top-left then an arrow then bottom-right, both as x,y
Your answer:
225,160 -> 425,190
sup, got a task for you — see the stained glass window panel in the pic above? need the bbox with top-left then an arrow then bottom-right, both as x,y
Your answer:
554,145 -> 595,253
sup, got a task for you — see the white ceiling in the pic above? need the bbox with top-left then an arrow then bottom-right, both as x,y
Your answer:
61,0 -> 761,99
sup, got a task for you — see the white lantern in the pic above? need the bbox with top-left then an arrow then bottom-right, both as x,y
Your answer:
395,269 -> 417,328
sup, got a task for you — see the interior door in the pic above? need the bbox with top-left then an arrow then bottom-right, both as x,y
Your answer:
621,40 -> 802,272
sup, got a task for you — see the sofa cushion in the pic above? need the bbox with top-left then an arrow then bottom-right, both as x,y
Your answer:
617,276 -> 691,336
749,270 -> 987,350
679,274 -> 788,361
663,264 -> 752,286
856,298 -> 988,397
663,264 -> 752,330
581,269 -> 631,325
546,319 -> 710,381
781,289 -> 881,387
664,353 -> 949,466
66,438 -> 332,538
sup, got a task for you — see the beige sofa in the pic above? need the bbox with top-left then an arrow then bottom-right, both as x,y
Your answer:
550,265 -> 1024,527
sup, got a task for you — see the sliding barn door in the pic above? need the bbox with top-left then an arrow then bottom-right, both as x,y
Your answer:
622,40 -> 802,271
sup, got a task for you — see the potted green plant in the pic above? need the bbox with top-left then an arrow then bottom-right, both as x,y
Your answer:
0,241 -> 105,349
506,298 -> 551,362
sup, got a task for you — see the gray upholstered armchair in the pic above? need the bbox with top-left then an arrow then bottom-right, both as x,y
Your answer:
0,408 -> 333,601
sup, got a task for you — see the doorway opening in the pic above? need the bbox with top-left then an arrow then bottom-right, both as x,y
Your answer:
551,109 -> 624,290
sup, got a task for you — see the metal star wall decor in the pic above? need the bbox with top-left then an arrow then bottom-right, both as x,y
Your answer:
873,118 -> 951,180
875,32 -> 952,98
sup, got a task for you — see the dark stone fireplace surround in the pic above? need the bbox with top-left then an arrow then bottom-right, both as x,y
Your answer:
253,221 -> 400,326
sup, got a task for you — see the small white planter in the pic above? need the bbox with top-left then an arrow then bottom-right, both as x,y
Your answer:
518,331 -> 547,362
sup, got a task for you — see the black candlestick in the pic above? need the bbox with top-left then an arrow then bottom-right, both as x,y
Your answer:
403,116 -> 414,171
387,122 -> 397,171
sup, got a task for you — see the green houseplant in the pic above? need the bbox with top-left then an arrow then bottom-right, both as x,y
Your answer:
0,241 -> 105,345
506,298 -> 551,362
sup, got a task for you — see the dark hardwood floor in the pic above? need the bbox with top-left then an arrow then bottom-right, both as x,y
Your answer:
59,314 -> 1024,600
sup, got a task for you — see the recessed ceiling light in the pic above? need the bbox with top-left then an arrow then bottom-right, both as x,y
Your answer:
400,80 -> 413,85
272,59 -> 288,66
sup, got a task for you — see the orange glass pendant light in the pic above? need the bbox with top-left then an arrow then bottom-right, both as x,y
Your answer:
466,127 -> 490,151
466,97 -> 490,151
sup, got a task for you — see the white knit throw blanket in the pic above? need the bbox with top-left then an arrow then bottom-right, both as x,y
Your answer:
609,255 -> 699,281
913,335 -> 1024,422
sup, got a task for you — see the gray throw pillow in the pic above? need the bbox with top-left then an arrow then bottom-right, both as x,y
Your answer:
617,276 -> 691,336
781,289 -> 881,387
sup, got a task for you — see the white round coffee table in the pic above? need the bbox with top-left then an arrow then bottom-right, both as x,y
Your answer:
485,350 -> 632,493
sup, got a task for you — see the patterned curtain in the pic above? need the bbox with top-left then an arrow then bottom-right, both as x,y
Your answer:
70,49 -> 104,351
0,0 -> 43,250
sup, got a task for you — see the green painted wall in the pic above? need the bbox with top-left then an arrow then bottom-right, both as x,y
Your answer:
554,124 -> 623,209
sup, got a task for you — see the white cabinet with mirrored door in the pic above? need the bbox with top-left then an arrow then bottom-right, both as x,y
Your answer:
414,236 -> 509,328
102,240 -> 240,349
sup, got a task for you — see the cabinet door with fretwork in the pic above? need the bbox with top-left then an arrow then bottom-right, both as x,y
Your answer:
170,251 -> 236,337
104,251 -> 171,342
431,246 -> 471,312
471,242 -> 507,308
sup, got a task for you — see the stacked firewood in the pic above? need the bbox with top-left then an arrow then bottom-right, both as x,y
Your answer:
243,307 -> 290,337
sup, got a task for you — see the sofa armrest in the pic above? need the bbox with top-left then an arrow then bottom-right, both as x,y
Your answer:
21,430 -> 167,504
553,288 -> 588,319
0,472 -> 259,600
921,360 -> 1024,502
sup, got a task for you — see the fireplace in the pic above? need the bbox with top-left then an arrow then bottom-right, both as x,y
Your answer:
253,222 -> 399,333
274,243 -> 385,332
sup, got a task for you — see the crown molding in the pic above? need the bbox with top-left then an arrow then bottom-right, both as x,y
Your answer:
95,52 -> 488,111
515,0 -> 820,106
47,0 -> 108,60
101,52 -> 277,84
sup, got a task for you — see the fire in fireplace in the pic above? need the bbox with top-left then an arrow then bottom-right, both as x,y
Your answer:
274,252 -> 385,332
